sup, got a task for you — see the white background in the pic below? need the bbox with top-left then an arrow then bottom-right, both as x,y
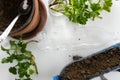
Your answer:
0,0 -> 120,80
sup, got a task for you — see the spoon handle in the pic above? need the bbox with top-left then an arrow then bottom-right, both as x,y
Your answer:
0,15 -> 20,43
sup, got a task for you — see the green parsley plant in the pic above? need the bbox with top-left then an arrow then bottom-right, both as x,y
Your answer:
1,38 -> 38,80
49,0 -> 112,25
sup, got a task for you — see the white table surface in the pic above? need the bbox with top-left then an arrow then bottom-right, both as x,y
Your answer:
0,0 -> 120,80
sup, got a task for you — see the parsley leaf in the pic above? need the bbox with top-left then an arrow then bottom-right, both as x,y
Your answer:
9,67 -> 17,75
103,0 -> 112,12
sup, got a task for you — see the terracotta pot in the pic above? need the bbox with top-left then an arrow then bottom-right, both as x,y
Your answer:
0,0 -> 34,34
10,0 -> 40,37
11,0 -> 47,39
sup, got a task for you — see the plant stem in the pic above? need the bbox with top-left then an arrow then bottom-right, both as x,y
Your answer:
30,52 -> 38,74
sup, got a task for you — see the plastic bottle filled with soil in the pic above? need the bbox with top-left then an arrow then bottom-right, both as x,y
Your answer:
54,43 -> 120,80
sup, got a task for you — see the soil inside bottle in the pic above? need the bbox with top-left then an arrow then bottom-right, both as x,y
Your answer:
61,47 -> 120,80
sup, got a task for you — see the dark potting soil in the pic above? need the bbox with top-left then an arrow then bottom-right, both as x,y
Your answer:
61,47 -> 120,80
72,55 -> 82,60
0,0 -> 32,33
72,56 -> 109,80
